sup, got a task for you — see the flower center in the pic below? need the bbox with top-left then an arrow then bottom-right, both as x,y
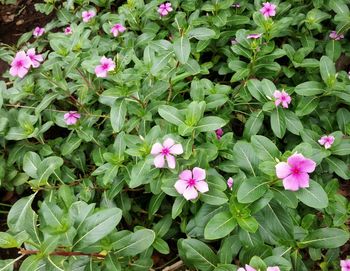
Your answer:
102,63 -> 109,70
161,147 -> 170,156
187,178 -> 196,187
291,167 -> 300,174
281,95 -> 286,101
15,60 -> 23,68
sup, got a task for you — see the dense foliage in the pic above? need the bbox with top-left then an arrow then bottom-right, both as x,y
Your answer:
0,0 -> 350,270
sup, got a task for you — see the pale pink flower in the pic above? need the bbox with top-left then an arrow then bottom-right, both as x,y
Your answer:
64,26 -> 72,35
267,267 -> 280,271
274,90 -> 291,108
151,138 -> 183,169
174,167 -> 209,200
94,56 -> 115,78
33,27 -> 45,37
276,153 -> 316,191
158,2 -> 173,16
260,2 -> 277,17
215,128 -> 224,139
247,33 -> 262,39
231,39 -> 238,45
318,135 -> 335,149
82,10 -> 96,22
64,111 -> 81,125
341,259 -> 350,271
26,48 -> 43,68
111,24 -> 126,37
232,3 -> 240,8
238,265 -> 256,271
9,51 -> 31,78
329,31 -> 344,40
227,177 -> 233,190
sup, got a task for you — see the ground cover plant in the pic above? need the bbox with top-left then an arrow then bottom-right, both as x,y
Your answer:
0,0 -> 350,270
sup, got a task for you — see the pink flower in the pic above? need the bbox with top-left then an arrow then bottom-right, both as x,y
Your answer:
9,51 -> 31,78
151,138 -> 183,169
341,259 -> 350,271
238,265 -> 256,271
33,27 -> 45,37
318,135 -> 335,149
158,2 -> 173,16
260,2 -> 277,17
64,26 -> 72,35
94,56 -> 115,78
64,111 -> 81,125
215,128 -> 224,139
111,23 -> 126,37
274,90 -> 291,108
231,39 -> 238,45
82,10 -> 96,22
227,177 -> 233,190
267,267 -> 280,271
232,3 -> 240,8
329,31 -> 344,40
276,153 -> 316,191
174,167 -> 209,200
247,33 -> 262,39
26,48 -> 43,68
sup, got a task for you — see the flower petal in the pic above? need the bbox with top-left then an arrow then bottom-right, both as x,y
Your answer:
275,162 -> 291,179
174,179 -> 188,194
179,169 -> 192,181
297,173 -> 310,189
195,180 -> 209,193
163,138 -> 175,148
287,153 -> 305,167
154,154 -> 165,168
282,174 -> 301,191
151,142 -> 163,155
245,265 -> 257,271
300,158 -> 316,173
166,154 -> 176,169
183,186 -> 198,200
267,267 -> 280,271
193,167 -> 206,181
169,143 -> 183,155
95,65 -> 107,77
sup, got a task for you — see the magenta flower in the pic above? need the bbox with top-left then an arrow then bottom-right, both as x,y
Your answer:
82,10 -> 96,22
247,33 -> 262,39
64,26 -> 72,35
260,2 -> 277,17
151,138 -> 183,169
158,2 -> 173,16
274,90 -> 291,108
64,111 -> 81,125
329,31 -> 344,40
111,24 -> 126,37
267,267 -> 280,271
276,153 -> 316,191
227,177 -> 233,190
33,27 -> 45,37
26,48 -> 43,68
174,167 -> 209,200
341,259 -> 350,271
9,51 -> 31,78
318,135 -> 335,149
94,56 -> 115,78
215,128 -> 224,139
238,265 -> 256,271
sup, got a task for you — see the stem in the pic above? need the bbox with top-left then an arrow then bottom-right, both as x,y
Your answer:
19,248 -> 106,258
129,95 -> 146,108
76,68 -> 94,91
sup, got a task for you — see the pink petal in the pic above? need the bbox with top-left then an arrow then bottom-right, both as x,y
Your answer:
66,117 -> 77,125
275,100 -> 281,106
192,167 -> 206,181
282,174 -> 301,191
287,153 -> 305,167
245,265 -> 257,271
195,180 -> 209,193
276,162 -> 291,179
9,66 -> 18,77
174,179 -> 188,194
274,90 -> 281,98
151,142 -> 163,155
169,144 -> 183,155
64,113 -> 70,120
297,173 -> 310,189
300,158 -> 316,173
17,67 -> 29,78
267,267 -> 280,271
282,101 -> 289,108
154,154 -> 165,168
163,138 -> 175,148
95,65 -> 107,77
318,136 -> 327,145
166,154 -> 176,169
324,142 -> 331,149
183,186 -> 198,200
179,169 -> 192,181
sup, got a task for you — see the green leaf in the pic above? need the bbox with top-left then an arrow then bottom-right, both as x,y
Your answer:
181,239 -> 218,271
151,52 -> 172,75
294,81 -> 324,96
35,93 -> 58,115
246,79 -> 266,102
251,135 -> 280,161
158,105 -> 185,126
110,99 -> 127,133
325,157 -> 350,179
261,79 -> 276,97
61,136 -> 82,156
285,111 -> 303,135
153,237 -> 170,254
148,193 -> 166,218
23,152 -> 41,179
188,27 -> 216,40
295,180 -> 329,209
243,111 -> 264,139
326,40 -> 341,61
0,233 -> 18,248
233,141 -> 259,176
37,156 -> 64,184
129,159 -> 152,188
332,139 -> 350,156
237,216 -> 259,233
19,255 -> 42,271
320,56 -> 336,86
204,211 -> 237,240
172,197 -> 186,219
74,208 -> 122,249
196,116 -> 226,132
300,228 -> 350,248
237,177 -> 269,203
201,190 -> 228,205
173,35 -> 191,64
271,188 -> 298,208
295,97 -> 319,116
270,107 -> 286,138
116,229 -> 156,256
336,108 -> 350,133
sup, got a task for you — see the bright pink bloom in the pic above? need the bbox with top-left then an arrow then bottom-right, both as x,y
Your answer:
341,259 -> 350,271
260,2 -> 277,17
227,177 -> 233,190
174,167 -> 209,200
33,27 -> 45,37
215,128 -> 224,139
94,56 -> 115,78
267,267 -> 280,271
318,135 -> 335,149
9,51 -> 31,78
82,10 -> 96,22
158,2 -> 173,16
151,138 -> 183,169
111,24 -> 126,37
64,111 -> 81,125
274,90 -> 291,108
238,265 -> 256,271
276,153 -> 316,191
247,33 -> 262,39
26,48 -> 43,68
64,26 -> 72,35
329,31 -> 344,40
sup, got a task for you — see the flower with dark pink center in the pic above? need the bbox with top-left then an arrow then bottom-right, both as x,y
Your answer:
64,26 -> 72,35
158,2 -> 173,16
95,56 -> 115,78
33,27 -> 45,37
227,177 -> 233,190
329,31 -> 344,40
274,90 -> 291,108
247,33 -> 262,39
26,48 -> 43,68
341,259 -> 350,271
215,128 -> 224,139
260,2 -> 277,18
82,10 -> 96,22
151,138 -> 183,169
111,23 -> 126,37
9,51 -> 31,78
64,111 -> 81,125
174,167 -> 209,200
318,135 -> 335,149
